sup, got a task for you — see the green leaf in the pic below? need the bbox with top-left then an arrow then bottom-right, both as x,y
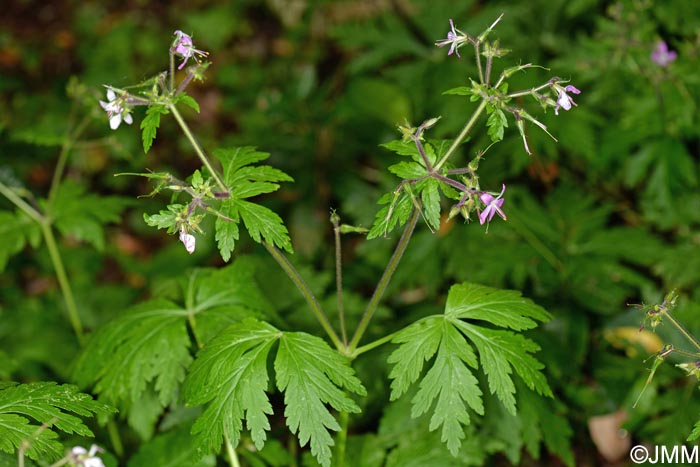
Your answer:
367,191 -> 413,240
0,210 -> 40,271
486,106 -> 507,142
184,319 -> 278,457
46,181 -> 131,251
185,319 -> 366,467
74,262 -> 269,408
387,161 -> 426,180
518,388 -> 574,467
237,200 -> 292,253
442,86 -> 473,96
420,178 -> 441,231
141,105 -> 169,154
215,200 -> 239,262
128,425 -> 216,467
175,93 -> 201,114
387,283 -> 551,455
275,331 -> 366,467
445,282 -> 551,331
211,147 -> 293,258
144,204 -> 183,232
0,382 -> 114,461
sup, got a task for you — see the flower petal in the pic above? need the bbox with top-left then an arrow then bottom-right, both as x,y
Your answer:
108,114 -> 122,130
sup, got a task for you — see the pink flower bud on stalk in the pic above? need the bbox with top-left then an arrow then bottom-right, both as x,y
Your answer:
651,40 -> 677,67
172,30 -> 209,70
71,445 -> 105,467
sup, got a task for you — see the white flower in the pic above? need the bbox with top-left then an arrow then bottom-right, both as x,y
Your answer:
99,88 -> 133,130
179,227 -> 196,254
554,84 -> 581,115
71,445 -> 105,467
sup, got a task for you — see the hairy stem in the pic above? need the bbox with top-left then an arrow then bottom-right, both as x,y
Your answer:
41,222 -> 85,345
352,330 -> 400,357
263,242 -> 343,350
662,310 -> 700,353
47,115 -> 91,206
331,214 -> 348,345
348,208 -> 420,352
434,99 -> 488,171
0,181 -> 43,224
224,433 -> 241,467
335,411 -> 349,467
167,103 -> 228,193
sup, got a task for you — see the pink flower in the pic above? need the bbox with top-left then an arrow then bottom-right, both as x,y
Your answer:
172,30 -> 209,70
554,84 -> 581,115
478,184 -> 507,225
179,227 -> 196,254
436,19 -> 468,57
651,40 -> 677,67
99,88 -> 133,130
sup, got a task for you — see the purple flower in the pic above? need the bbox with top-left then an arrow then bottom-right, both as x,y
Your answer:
71,445 -> 105,467
179,227 -> 196,254
99,88 -> 133,130
651,40 -> 677,67
172,30 -> 209,70
478,184 -> 507,225
553,84 -> 581,115
436,19 -> 468,57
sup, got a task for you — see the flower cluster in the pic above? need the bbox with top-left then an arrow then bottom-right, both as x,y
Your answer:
436,19 -> 470,57
478,184 -> 507,226
651,40 -> 677,67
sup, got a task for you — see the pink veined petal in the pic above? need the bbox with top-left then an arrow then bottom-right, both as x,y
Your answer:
180,230 -> 196,254
565,85 -> 581,94
479,207 -> 491,225
557,91 -> 572,111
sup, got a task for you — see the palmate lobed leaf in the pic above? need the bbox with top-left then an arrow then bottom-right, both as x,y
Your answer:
387,282 -> 551,456
46,180 -> 131,251
73,261 -> 269,410
212,147 -> 293,259
184,318 -> 366,467
0,382 -> 114,461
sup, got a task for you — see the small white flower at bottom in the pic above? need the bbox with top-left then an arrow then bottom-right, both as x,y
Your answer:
179,227 -> 196,254
71,444 -> 105,467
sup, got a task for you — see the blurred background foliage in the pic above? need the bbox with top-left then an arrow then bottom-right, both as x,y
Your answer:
1,0 -> 700,465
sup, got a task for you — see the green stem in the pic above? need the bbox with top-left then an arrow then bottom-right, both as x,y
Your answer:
0,182 -> 43,224
167,103 -> 228,193
332,216 -> 348,345
107,419 -> 124,457
434,99 -> 488,171
348,208 -> 420,352
351,330 -> 400,358
41,221 -> 85,345
662,310 -> 700,353
263,242 -> 343,350
224,433 -> 241,467
47,115 -> 91,206
335,411 -> 349,467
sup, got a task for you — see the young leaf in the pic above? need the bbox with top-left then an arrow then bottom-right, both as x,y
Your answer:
211,147 -> 294,259
367,190 -> 413,239
486,106 -> 507,142
387,282 -> 551,456
0,210 -> 41,272
174,93 -> 201,114
275,331 -> 367,467
420,178 -> 441,231
144,204 -> 184,233
0,382 -> 114,461
141,105 -> 169,154
46,181 -> 130,251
